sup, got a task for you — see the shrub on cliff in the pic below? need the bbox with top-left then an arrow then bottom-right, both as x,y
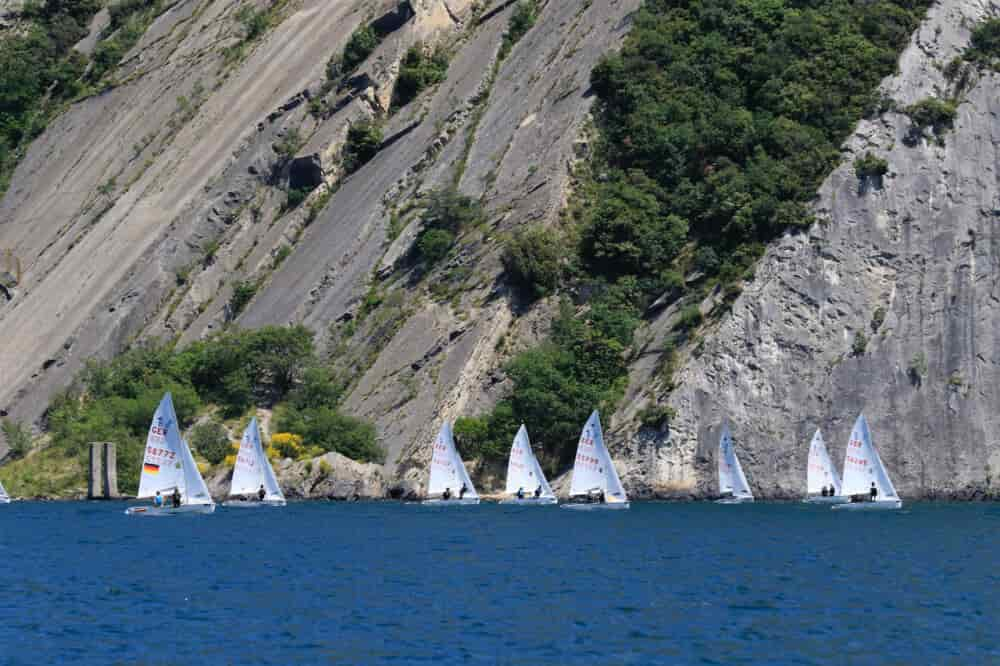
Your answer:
965,18 -> 1000,70
412,188 -> 484,267
190,420 -> 231,465
502,225 -> 565,300
391,43 -> 449,110
343,119 -> 383,174
341,25 -> 379,72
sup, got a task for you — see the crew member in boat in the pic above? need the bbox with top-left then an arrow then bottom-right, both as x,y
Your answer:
870,482 -> 878,502
516,487 -> 524,499
171,487 -> 181,507
534,485 -> 542,499
154,491 -> 163,507
258,484 -> 266,502
443,487 -> 452,500
459,482 -> 467,499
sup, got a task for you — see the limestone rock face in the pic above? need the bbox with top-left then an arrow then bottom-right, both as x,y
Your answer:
0,0 -> 641,484
612,0 -> 1000,500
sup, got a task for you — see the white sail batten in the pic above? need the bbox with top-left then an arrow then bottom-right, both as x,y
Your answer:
504,425 -> 554,498
136,393 -> 186,499
807,428 -> 842,495
230,417 -> 285,501
569,411 -> 628,502
719,424 -> 753,499
428,422 -> 478,498
841,414 -> 898,500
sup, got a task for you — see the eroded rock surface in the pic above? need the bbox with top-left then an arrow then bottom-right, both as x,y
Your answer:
612,0 -> 1000,500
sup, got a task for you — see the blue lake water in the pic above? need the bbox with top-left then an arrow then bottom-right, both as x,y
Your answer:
1,501 -> 998,664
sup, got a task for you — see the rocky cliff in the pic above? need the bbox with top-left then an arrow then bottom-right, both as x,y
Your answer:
612,0 -> 1000,500
0,0 -> 640,484
4,0 -> 1000,500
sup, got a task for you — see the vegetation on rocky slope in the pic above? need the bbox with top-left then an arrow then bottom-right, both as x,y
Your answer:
39,326 -> 381,494
465,0 -> 933,466
0,0 -> 101,194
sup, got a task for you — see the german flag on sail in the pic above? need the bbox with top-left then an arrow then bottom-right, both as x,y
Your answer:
143,463 -> 160,474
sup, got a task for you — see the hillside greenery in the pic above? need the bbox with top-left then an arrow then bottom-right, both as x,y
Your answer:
42,326 -> 381,494
0,0 -> 101,194
467,0 -> 932,465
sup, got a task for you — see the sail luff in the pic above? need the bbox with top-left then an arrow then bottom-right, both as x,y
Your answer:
136,393 -> 186,499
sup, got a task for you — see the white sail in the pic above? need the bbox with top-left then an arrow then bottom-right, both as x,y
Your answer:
569,411 -> 628,502
807,428 -> 842,495
718,424 -> 753,499
504,425 -> 554,498
229,417 -> 285,501
0,478 -> 9,502
427,422 -> 478,498
136,393 -> 186,499
841,413 -> 898,500
179,438 -> 213,505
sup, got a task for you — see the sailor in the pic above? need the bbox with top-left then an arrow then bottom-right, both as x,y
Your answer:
821,485 -> 828,497
516,487 -> 525,499
534,485 -> 542,499
599,489 -> 606,504
258,484 -> 266,502
870,482 -> 878,502
154,490 -> 163,507
459,482 -> 467,499
443,487 -> 452,500
171,487 -> 181,507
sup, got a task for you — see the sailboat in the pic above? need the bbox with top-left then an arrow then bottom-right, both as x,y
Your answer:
804,428 -> 846,503
500,425 -> 557,505
223,417 -> 286,507
717,423 -> 754,503
0,478 -> 10,504
561,410 -> 629,510
125,392 -> 216,515
422,422 -> 480,505
831,413 -> 902,511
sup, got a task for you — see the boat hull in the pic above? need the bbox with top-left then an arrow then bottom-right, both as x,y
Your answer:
125,503 -> 216,516
421,498 -> 480,505
715,497 -> 754,504
560,501 -> 630,511
0,498 -> 10,504
221,499 -> 287,507
803,495 -> 849,505
499,497 -> 558,505
831,500 -> 902,511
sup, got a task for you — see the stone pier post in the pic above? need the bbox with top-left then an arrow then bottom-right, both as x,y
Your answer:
88,443 -> 103,499
102,443 -> 119,499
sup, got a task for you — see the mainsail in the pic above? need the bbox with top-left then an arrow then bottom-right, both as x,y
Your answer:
0,478 -> 9,502
504,425 -> 554,498
427,422 -> 478,498
718,424 -> 753,499
136,393 -> 187,499
807,428 -> 842,495
841,413 -> 899,500
230,417 -> 285,502
136,393 -> 213,505
569,411 -> 627,502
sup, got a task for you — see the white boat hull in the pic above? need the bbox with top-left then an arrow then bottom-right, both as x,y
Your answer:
125,503 -> 216,516
832,499 -> 902,511
499,497 -> 558,505
0,498 -> 10,504
221,499 -> 286,507
421,498 -> 480,505
715,497 -> 754,504
803,495 -> 849,504
560,501 -> 630,511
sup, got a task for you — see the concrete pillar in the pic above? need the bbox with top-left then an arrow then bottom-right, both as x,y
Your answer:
88,443 -> 102,499
102,443 -> 119,499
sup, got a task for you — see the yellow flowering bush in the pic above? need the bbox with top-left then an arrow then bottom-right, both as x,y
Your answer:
271,432 -> 304,459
